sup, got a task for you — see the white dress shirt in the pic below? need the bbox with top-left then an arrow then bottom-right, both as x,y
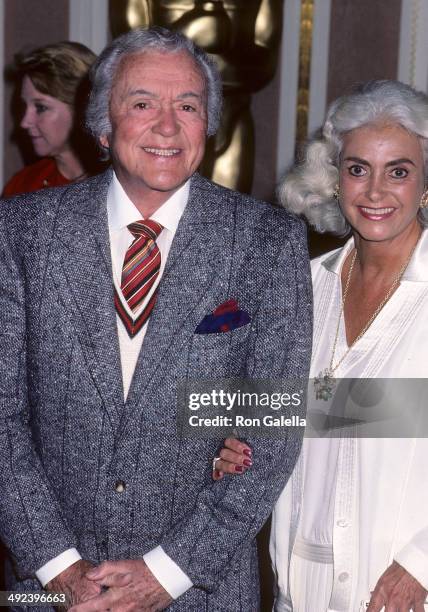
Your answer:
36,173 -> 193,599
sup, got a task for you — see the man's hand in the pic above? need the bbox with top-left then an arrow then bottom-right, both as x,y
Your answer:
68,559 -> 173,611
367,561 -> 427,612
46,559 -> 102,608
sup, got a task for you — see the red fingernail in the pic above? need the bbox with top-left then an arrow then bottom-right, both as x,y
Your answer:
235,465 -> 244,472
243,449 -> 252,457
243,459 -> 252,467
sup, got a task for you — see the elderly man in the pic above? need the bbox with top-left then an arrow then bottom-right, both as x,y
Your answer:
0,27 -> 311,611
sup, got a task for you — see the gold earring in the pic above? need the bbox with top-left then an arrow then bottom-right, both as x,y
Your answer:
333,184 -> 340,200
420,190 -> 428,209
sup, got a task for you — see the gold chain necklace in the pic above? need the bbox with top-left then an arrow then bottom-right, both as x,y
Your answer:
314,243 -> 417,401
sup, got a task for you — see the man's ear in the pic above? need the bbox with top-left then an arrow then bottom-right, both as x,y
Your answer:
99,134 -> 109,149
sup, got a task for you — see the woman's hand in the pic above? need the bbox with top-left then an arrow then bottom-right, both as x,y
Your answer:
212,437 -> 252,480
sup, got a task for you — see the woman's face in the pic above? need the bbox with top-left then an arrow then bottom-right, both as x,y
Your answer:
20,75 -> 74,159
338,123 -> 425,246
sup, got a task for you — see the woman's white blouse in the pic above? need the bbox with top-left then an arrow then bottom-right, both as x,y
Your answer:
271,231 -> 428,611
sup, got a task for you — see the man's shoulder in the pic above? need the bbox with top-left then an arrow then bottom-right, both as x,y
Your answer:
191,174 -> 304,234
0,169 -> 111,227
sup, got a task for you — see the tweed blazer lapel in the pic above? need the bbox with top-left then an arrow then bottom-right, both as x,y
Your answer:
121,174 -> 235,428
50,170 -> 124,431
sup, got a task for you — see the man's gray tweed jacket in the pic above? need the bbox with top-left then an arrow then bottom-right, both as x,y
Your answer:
0,169 -> 312,611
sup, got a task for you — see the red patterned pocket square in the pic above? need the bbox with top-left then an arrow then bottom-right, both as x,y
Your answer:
195,299 -> 251,334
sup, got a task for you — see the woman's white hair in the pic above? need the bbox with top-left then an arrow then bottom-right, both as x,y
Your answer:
279,80 -> 428,234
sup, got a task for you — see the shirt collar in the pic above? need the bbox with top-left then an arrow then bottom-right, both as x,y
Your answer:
321,237 -> 354,275
321,228 -> 428,282
107,171 -> 190,234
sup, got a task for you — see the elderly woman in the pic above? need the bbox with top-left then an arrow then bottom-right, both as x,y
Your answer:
3,41 -> 98,196
215,80 -> 428,611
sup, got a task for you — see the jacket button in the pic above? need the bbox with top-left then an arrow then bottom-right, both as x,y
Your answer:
114,480 -> 126,493
337,518 -> 349,527
338,572 -> 349,582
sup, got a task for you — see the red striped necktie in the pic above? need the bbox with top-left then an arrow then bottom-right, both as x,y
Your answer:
114,219 -> 163,338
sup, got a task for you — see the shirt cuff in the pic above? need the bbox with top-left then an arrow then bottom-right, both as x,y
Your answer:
143,545 -> 193,599
36,548 -> 82,587
394,542 -> 428,591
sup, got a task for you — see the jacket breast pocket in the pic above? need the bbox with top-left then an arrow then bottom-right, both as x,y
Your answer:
192,321 -> 251,350
187,323 -> 251,377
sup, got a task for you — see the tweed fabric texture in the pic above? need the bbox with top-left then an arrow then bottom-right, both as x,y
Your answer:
0,169 -> 312,611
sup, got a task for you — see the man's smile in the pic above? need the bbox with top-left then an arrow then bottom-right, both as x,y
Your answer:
142,147 -> 181,157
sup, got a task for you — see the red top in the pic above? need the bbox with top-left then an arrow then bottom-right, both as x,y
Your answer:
2,157 -> 71,197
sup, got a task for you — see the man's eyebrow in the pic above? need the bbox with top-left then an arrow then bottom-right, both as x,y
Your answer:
125,89 -> 203,101
343,156 -> 416,167
127,89 -> 157,98
175,92 -> 204,100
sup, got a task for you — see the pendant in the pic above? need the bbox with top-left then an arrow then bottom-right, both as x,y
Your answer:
314,369 -> 336,401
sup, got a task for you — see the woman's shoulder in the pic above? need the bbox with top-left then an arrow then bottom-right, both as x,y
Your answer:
2,158 -> 69,197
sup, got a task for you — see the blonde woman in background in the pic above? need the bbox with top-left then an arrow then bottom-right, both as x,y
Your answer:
3,41 -> 99,196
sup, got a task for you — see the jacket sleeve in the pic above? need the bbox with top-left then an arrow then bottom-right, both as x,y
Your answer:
161,214 -> 313,591
0,204 -> 78,579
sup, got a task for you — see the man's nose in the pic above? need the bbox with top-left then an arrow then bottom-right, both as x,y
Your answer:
152,107 -> 180,137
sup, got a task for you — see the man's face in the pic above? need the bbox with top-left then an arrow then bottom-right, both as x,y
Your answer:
101,50 -> 208,209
